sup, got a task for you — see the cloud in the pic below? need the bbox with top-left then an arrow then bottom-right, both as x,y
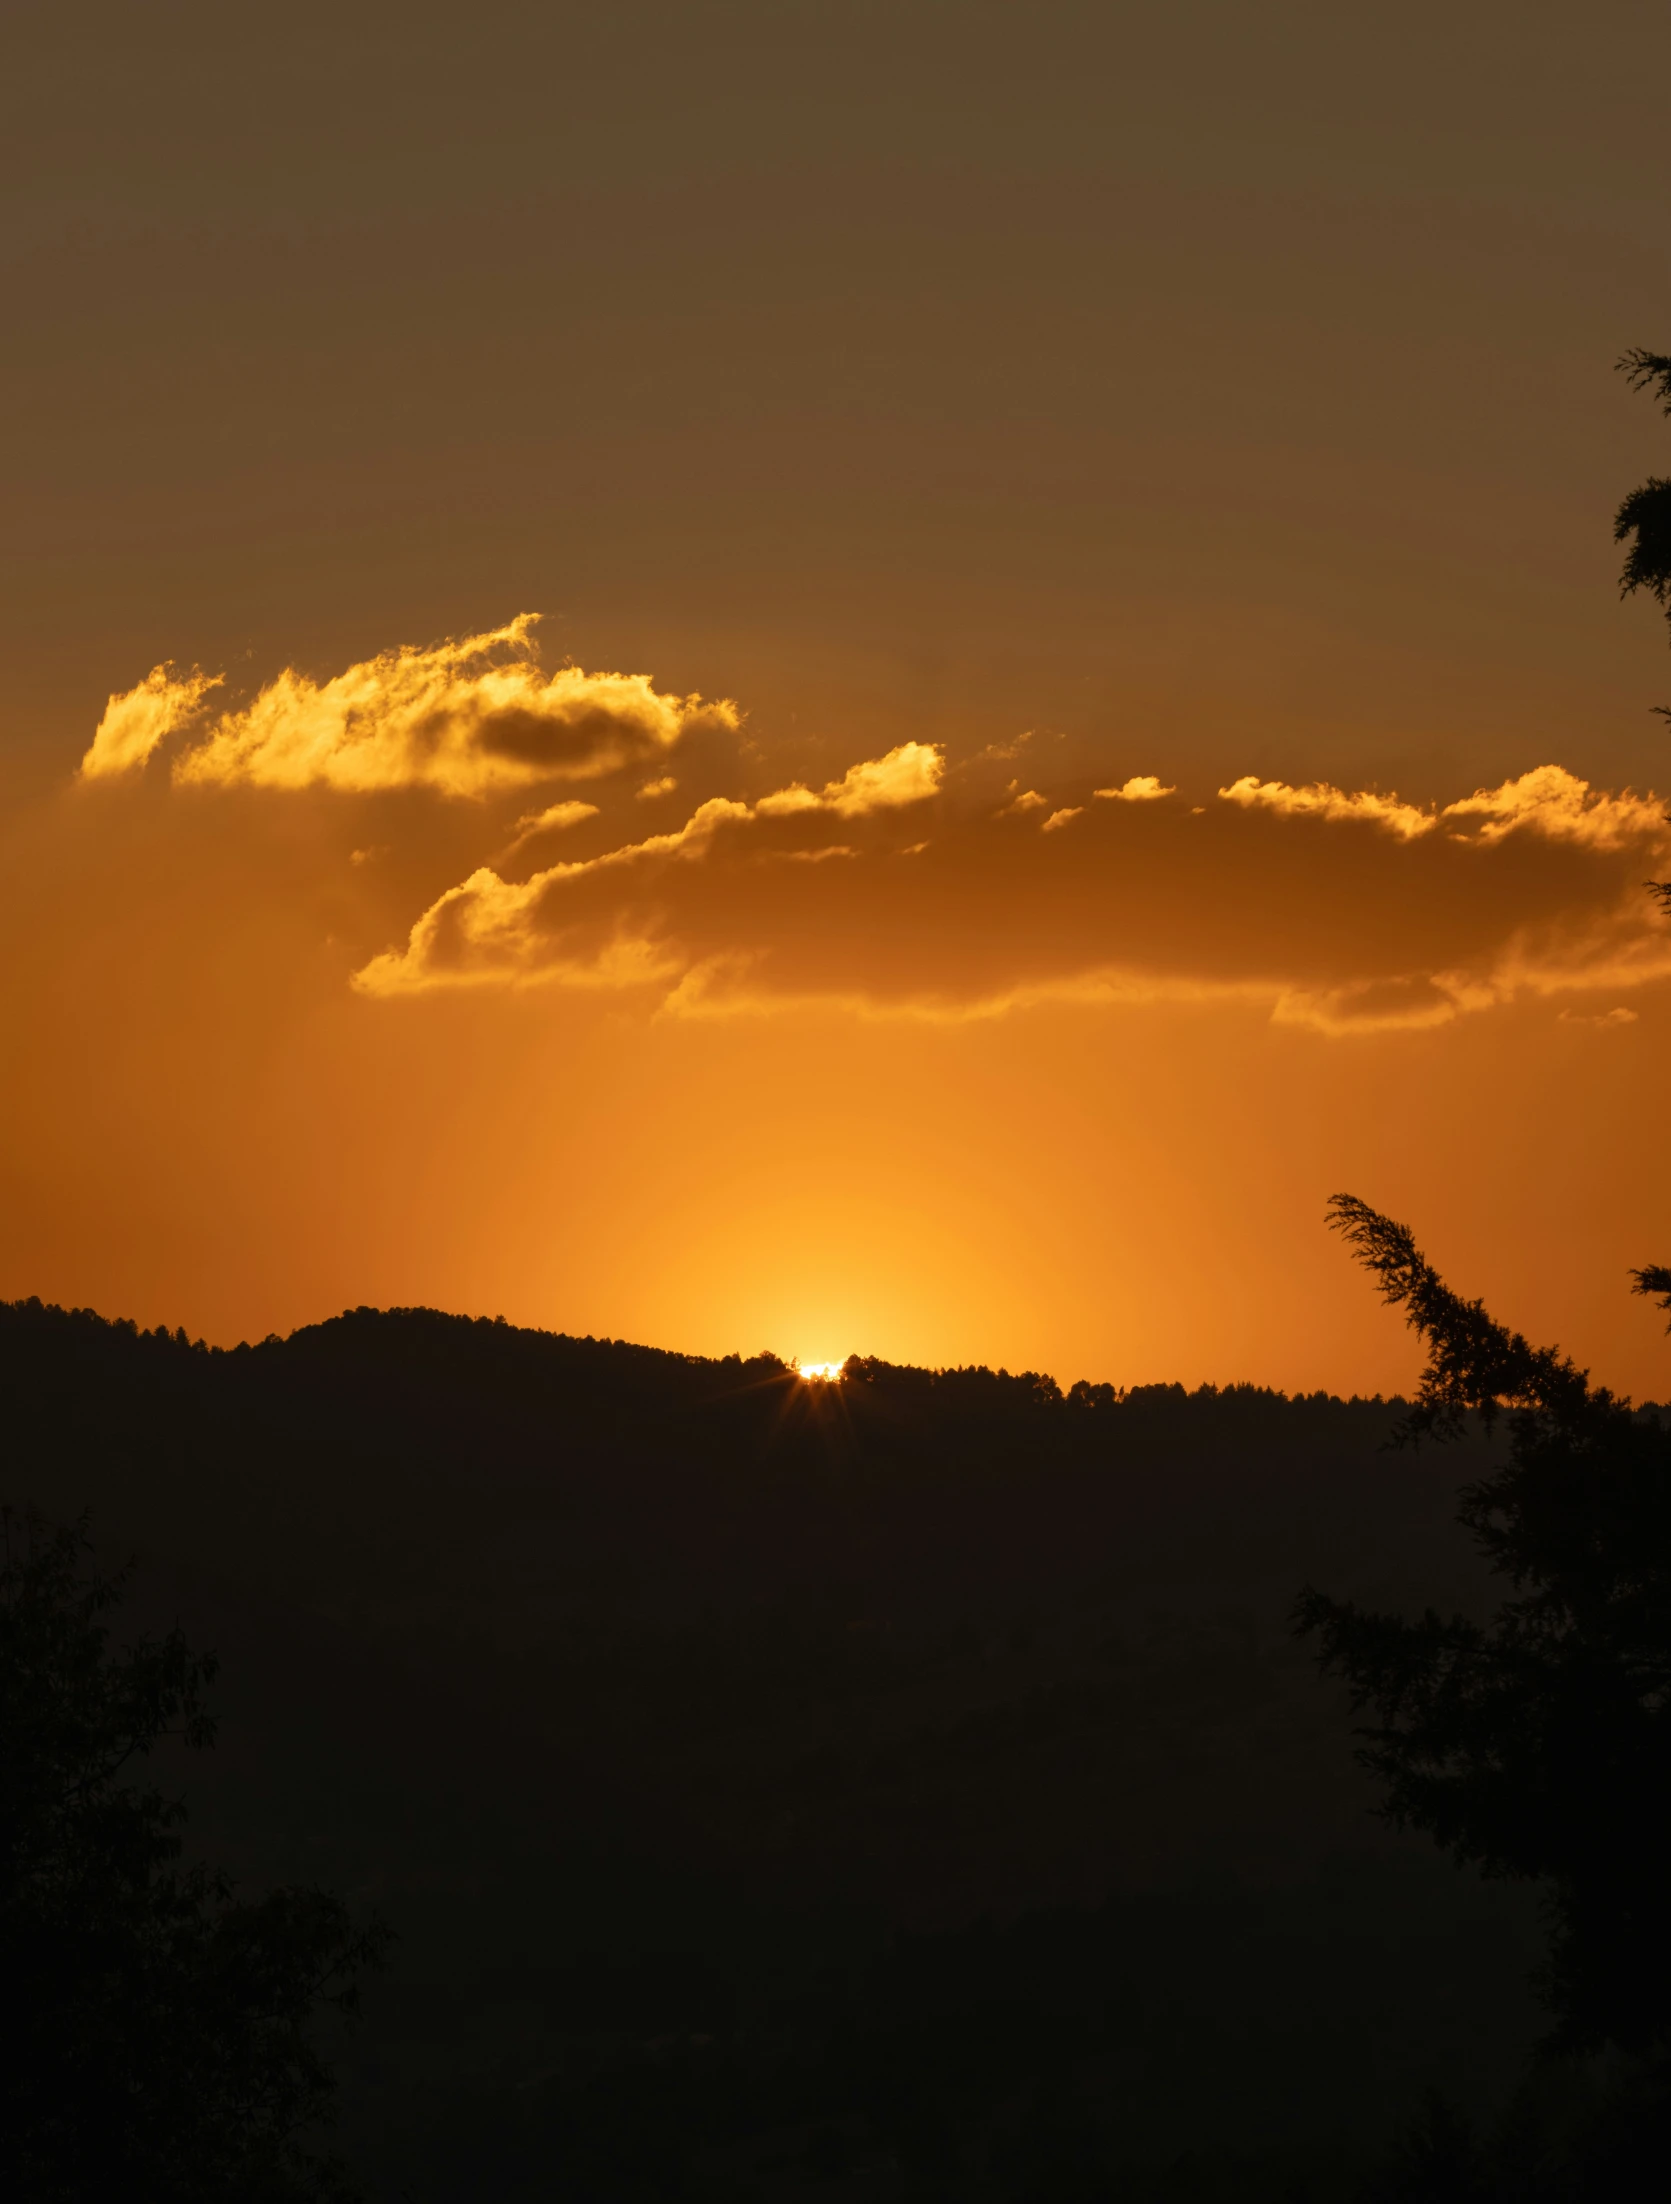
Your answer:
501,799 -> 601,857
79,616 -> 736,797
354,752 -> 942,997
754,742 -> 944,819
1441,766 -> 1668,850
80,664 -> 224,781
352,754 -> 1671,1032
970,730 -> 1038,765
70,627 -> 1671,1037
1218,775 -> 1433,840
1217,765 -> 1666,851
354,795 -> 752,996
1094,776 -> 1174,802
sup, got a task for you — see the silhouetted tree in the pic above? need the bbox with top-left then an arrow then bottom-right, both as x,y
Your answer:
1615,348 -> 1671,642
1295,1198 -> 1671,2052
0,1507 -> 387,2202
1612,347 -> 1671,938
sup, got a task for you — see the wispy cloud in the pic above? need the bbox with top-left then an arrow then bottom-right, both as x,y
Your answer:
1094,776 -> 1174,803
1218,765 -> 1666,851
500,799 -> 601,858
1218,775 -> 1433,839
754,743 -> 943,819
80,616 -> 735,797
80,664 -> 224,781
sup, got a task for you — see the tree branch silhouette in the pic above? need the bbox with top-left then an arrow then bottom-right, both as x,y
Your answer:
1299,1200 -> 1671,2051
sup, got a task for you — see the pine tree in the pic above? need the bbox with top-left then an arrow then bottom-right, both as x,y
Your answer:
0,1508 -> 388,2201
1296,1199 -> 1671,2051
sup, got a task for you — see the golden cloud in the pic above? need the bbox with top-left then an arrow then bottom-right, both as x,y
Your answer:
1094,775 -> 1175,802
501,799 -> 601,859
995,787 -> 1051,818
754,743 -> 944,820
72,621 -> 1671,1037
350,751 -> 1671,1032
80,664 -> 224,781
79,616 -> 735,797
1440,765 -> 1668,850
1218,774 -> 1434,840
354,746 -> 944,997
1218,765 -> 1667,851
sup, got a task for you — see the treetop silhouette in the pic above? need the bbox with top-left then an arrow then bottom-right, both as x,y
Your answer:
1616,347 -> 1671,633
1299,1200 -> 1671,2052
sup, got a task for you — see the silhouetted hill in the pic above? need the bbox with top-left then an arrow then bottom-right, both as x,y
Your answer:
0,1298 -> 1556,2199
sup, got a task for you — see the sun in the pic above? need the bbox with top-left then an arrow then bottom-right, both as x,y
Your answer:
795,1359 -> 846,1383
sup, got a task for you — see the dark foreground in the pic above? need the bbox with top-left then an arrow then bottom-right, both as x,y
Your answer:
2,1299 -> 1549,2199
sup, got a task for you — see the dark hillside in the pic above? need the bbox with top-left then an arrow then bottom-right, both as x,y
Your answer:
0,1299 -> 1547,2198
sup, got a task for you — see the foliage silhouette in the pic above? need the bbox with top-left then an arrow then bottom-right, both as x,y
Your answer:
1614,348 -> 1671,633
1297,1197 -> 1671,2054
1616,344 -> 1671,778
0,1506 -> 388,2203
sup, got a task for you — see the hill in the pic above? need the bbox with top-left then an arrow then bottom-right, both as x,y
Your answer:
0,1298 -> 1550,2199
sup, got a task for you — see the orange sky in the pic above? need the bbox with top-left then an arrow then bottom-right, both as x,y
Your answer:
5,1 -> 1671,1397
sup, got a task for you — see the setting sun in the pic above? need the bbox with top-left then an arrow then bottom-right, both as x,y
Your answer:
795,1361 -> 847,1382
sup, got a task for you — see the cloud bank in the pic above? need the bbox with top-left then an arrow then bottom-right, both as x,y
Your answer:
77,619 -> 1671,1035
354,756 -> 1671,1033
80,616 -> 735,797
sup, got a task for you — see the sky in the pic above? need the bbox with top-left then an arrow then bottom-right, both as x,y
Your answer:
4,0 -> 1671,1395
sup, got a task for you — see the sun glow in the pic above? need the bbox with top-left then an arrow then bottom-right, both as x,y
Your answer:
795,1360 -> 846,1383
